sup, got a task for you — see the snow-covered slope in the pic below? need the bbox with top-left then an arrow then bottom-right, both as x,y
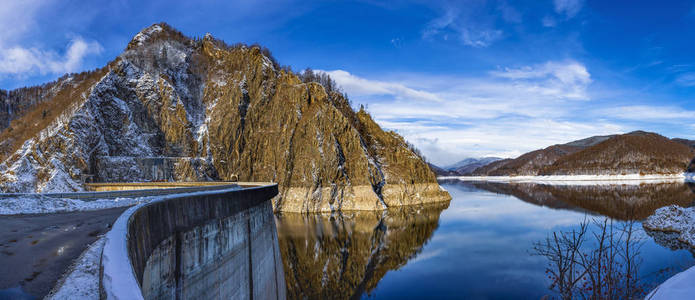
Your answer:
0,23 -> 449,211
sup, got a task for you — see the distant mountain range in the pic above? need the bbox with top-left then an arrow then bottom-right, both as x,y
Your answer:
429,157 -> 503,176
431,131 -> 695,176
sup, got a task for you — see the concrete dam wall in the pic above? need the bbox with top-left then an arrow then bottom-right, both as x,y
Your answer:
100,184 -> 285,300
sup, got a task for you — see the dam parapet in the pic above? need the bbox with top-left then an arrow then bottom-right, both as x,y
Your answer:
100,184 -> 284,300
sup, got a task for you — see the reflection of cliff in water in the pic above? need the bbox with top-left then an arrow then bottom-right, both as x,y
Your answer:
441,180 -> 695,220
275,201 -> 449,299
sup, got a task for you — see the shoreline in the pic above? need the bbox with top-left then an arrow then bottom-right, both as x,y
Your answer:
438,173 -> 694,185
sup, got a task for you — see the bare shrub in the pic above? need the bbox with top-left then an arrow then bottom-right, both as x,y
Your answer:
534,218 -> 650,299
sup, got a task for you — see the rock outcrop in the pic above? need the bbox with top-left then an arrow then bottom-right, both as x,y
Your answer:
0,23 -> 450,211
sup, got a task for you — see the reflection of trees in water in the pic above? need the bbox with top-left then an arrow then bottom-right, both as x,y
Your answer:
275,201 -> 449,299
447,180 -> 695,220
533,218 -> 670,299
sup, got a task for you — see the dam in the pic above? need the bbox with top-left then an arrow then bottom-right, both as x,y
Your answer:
0,182 -> 285,300
99,183 -> 285,300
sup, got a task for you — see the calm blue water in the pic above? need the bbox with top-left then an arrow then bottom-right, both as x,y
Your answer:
276,181 -> 695,299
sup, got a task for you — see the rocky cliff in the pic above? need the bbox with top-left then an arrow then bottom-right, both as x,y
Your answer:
0,23 -> 450,211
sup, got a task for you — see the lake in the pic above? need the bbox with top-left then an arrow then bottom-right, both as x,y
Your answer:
275,180 -> 695,299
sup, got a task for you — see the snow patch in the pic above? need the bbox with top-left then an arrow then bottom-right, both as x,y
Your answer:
132,25 -> 163,47
644,205 -> 695,299
46,238 -> 105,300
0,195 -> 149,215
643,205 -> 695,248
443,173 -> 687,186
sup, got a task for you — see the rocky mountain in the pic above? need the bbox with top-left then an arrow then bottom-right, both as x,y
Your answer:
472,131 -> 695,176
449,157 -> 502,175
0,23 -> 450,211
473,135 -> 614,176
470,158 -> 513,175
428,157 -> 502,176
427,163 -> 458,176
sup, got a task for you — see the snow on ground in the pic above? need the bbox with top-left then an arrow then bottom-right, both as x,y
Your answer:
45,238 -> 104,300
0,195 -> 150,215
644,205 -> 695,248
644,205 -> 695,299
441,173 -> 688,186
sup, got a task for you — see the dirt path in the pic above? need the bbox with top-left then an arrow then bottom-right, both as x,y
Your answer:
0,207 -> 128,299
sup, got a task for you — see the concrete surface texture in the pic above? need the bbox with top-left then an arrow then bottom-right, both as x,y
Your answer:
101,184 -> 283,300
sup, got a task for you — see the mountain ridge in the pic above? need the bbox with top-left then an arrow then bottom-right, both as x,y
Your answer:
469,131 -> 695,176
0,23 -> 450,211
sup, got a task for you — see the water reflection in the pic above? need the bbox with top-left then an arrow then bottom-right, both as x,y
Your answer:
444,180 -> 695,220
273,182 -> 695,299
275,202 -> 449,299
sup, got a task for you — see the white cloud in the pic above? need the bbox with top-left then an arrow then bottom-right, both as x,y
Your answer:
490,60 -> 592,100
323,70 -> 441,102
0,0 -> 102,77
0,38 -> 103,75
325,61 -> 694,165
0,0 -> 45,43
553,0 -> 584,18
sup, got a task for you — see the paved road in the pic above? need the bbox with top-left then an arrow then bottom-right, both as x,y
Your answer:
0,207 -> 128,299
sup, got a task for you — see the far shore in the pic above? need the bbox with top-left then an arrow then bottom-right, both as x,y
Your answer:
438,173 -> 695,185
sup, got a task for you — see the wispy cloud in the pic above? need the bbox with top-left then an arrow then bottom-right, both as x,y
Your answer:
324,70 -> 441,102
594,105 -> 695,121
553,0 -> 584,18
422,3 -> 506,48
675,72 -> 695,86
325,61 -> 611,165
490,60 -> 592,100
327,60 -> 693,165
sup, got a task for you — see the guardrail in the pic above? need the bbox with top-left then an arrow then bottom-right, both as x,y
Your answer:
0,182 -> 270,201
100,183 -> 284,300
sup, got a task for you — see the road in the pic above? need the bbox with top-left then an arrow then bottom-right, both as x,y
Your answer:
0,207 -> 128,299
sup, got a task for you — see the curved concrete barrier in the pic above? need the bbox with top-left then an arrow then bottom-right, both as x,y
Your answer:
100,184 -> 284,300
1,183 -> 241,200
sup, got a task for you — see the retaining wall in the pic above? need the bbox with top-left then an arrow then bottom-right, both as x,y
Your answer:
100,184 -> 284,300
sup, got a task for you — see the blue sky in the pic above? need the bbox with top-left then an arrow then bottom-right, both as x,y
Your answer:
1,0 -> 695,165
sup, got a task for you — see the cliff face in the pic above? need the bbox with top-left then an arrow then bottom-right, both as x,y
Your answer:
0,23 -> 449,211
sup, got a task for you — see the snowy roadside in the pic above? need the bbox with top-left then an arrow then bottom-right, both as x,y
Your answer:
45,237 -> 104,300
0,195 -> 151,215
440,173 -> 689,186
644,205 -> 695,299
